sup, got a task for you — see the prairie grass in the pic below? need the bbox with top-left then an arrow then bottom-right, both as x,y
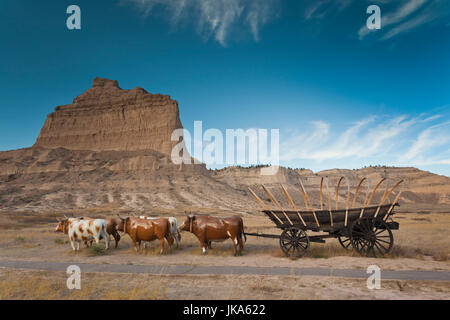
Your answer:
0,269 -> 167,300
0,268 -> 449,300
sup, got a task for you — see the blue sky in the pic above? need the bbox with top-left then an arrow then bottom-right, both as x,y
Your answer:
0,0 -> 449,176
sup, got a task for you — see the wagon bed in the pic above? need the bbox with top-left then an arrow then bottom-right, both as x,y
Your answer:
247,177 -> 403,258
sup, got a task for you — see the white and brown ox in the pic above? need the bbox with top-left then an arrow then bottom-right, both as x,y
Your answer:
55,216 -> 120,248
55,218 -> 109,251
139,216 -> 181,248
179,214 -> 246,256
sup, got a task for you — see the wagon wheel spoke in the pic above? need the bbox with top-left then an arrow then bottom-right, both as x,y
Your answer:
374,241 -> 388,253
351,218 -> 394,257
280,227 -> 309,259
376,238 -> 392,244
338,236 -> 352,250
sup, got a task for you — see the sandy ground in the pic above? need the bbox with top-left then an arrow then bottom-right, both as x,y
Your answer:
0,210 -> 449,299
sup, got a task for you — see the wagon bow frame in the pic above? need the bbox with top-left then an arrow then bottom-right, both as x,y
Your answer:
247,176 -> 403,259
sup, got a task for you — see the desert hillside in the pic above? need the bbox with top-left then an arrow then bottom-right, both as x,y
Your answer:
0,78 -> 449,213
212,166 -> 450,212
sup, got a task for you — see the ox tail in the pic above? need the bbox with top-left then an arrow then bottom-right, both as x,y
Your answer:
240,218 -> 247,243
166,220 -> 174,247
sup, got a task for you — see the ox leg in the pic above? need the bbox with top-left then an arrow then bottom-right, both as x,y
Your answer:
237,236 -> 244,256
131,239 -> 138,252
165,235 -> 174,252
159,238 -> 165,254
177,231 -> 181,248
201,243 -> 208,255
70,237 -> 76,251
232,237 -> 238,256
114,232 -> 120,248
104,231 -> 109,250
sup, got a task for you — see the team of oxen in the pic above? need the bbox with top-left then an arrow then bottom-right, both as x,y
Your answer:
55,214 -> 246,255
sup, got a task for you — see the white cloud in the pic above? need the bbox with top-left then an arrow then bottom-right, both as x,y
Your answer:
402,121 -> 450,161
280,113 -> 450,173
123,0 -> 279,46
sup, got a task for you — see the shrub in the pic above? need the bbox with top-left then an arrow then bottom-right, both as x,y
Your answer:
89,244 -> 106,256
54,238 -> 65,245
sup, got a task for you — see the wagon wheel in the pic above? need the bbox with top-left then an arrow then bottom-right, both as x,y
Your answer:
350,218 -> 393,257
338,235 -> 352,250
279,227 -> 309,259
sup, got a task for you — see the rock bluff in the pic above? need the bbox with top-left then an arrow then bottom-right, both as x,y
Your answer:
34,78 -> 182,155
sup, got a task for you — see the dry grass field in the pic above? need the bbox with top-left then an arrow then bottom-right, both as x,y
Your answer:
0,208 -> 449,299
1,268 -> 449,300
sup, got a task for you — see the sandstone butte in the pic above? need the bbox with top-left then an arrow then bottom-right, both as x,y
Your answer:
34,77 -> 183,155
0,77 -> 449,213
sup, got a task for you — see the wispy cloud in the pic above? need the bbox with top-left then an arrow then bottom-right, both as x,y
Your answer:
280,113 -> 450,173
123,0 -> 279,46
358,0 -> 449,41
401,121 -> 450,163
302,0 -> 449,41
304,0 -> 352,20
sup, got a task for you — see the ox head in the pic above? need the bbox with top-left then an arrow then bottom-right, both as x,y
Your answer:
179,212 -> 195,233
116,215 -> 130,234
55,217 -> 70,234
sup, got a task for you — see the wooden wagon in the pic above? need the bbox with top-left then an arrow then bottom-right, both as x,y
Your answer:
247,177 -> 403,259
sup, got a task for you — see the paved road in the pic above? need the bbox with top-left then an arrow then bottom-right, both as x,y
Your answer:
0,259 -> 449,281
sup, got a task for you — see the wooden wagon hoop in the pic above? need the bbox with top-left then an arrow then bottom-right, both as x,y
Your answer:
374,180 -> 403,218
280,184 -> 307,227
334,176 -> 351,227
360,178 -> 386,218
299,178 -> 320,227
261,185 -> 294,226
248,187 -> 284,226
352,177 -> 367,208
385,191 -> 402,221
320,177 -> 324,211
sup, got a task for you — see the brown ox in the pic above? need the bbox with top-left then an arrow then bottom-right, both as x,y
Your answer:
55,217 -> 121,248
116,217 -> 174,254
179,215 -> 246,256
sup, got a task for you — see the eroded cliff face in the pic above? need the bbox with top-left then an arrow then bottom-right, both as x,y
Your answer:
34,78 -> 182,155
